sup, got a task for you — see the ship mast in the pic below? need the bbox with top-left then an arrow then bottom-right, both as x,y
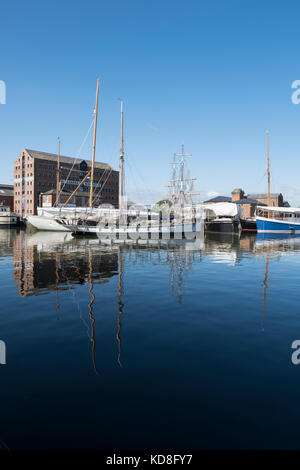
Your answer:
266,130 -> 270,208
120,100 -> 124,212
89,78 -> 100,208
55,137 -> 60,207
167,143 -> 199,208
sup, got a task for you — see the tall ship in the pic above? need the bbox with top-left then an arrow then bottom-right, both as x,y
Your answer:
72,137 -> 206,239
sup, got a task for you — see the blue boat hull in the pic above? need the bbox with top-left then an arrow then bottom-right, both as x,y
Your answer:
256,216 -> 300,233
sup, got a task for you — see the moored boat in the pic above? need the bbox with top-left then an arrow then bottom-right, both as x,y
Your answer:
72,216 -> 204,239
203,202 -> 242,234
254,131 -> 300,234
256,206 -> 300,233
205,217 -> 240,234
26,215 -> 72,232
0,206 -> 21,227
240,218 -> 257,232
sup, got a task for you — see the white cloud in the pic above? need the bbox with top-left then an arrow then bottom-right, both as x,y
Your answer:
205,190 -> 220,198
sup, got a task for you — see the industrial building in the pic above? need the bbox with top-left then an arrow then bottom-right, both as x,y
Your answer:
204,188 -> 288,218
13,149 -> 119,216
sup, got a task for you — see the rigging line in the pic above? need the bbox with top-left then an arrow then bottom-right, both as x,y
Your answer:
257,170 -> 267,186
59,117 -> 94,196
125,152 -> 152,195
269,173 -> 281,194
126,159 -> 160,202
90,146 -> 120,204
92,167 -> 113,205
93,169 -> 113,205
90,166 -> 110,198
91,173 -> 110,205
125,159 -> 140,195
58,117 -> 95,198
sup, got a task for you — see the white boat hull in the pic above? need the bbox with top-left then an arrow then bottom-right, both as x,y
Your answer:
256,216 -> 300,233
27,215 -> 72,232
0,214 -> 19,227
72,221 -> 204,238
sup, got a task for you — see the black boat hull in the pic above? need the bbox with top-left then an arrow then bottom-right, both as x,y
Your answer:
205,219 -> 240,234
240,219 -> 257,232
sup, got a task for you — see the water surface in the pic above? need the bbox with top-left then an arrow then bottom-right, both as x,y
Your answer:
0,229 -> 300,449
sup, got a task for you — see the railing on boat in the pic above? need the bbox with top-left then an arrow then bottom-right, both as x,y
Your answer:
256,206 -> 300,221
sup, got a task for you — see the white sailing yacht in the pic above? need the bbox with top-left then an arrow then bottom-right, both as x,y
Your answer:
26,79 -> 104,232
72,128 -> 205,240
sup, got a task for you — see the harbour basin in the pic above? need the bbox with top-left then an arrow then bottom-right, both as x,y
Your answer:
0,229 -> 300,449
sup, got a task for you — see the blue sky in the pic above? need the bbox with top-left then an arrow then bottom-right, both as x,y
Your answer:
1,0 -> 300,205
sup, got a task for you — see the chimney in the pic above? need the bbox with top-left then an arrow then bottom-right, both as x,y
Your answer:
231,188 -> 244,202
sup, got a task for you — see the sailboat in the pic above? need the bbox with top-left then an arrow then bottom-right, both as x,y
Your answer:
256,132 -> 300,234
26,79 -> 114,232
72,133 -> 205,239
71,99 -> 125,236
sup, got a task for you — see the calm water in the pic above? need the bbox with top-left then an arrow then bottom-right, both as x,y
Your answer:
0,228 -> 300,450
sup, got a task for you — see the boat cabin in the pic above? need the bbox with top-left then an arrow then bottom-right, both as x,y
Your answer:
256,206 -> 300,222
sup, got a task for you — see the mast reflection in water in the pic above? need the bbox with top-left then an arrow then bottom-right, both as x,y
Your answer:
0,229 -> 300,449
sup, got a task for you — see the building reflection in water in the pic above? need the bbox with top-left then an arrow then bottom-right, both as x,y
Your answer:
204,233 -> 257,266
9,229 -> 300,370
13,231 -> 118,297
12,230 -> 119,375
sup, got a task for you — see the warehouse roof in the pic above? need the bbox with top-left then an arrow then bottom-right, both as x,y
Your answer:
235,198 -> 266,205
24,149 -> 114,171
0,185 -> 13,197
203,196 -> 231,203
247,193 -> 282,199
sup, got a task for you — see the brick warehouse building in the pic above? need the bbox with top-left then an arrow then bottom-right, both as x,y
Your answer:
14,149 -> 119,216
204,188 -> 288,218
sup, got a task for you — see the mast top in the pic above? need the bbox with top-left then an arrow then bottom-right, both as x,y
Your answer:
174,142 -> 192,158
89,78 -> 100,208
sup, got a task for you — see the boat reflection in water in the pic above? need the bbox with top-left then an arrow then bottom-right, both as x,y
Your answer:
13,231 -> 118,297
204,232 -> 257,265
8,229 -> 300,372
12,230 -> 119,374
254,232 -> 300,331
2,229 -> 300,449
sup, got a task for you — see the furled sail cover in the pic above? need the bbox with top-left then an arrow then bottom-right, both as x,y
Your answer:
202,202 -> 242,217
